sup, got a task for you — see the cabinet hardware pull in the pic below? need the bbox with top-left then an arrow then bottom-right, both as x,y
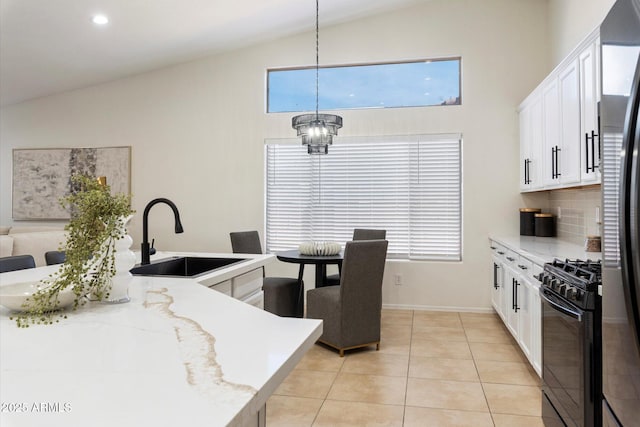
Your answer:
497,251 -> 505,255
518,264 -> 528,270
514,280 -> 520,312
506,256 -> 515,261
586,130 -> 600,173
592,130 -> 600,170
585,132 -> 592,173
490,246 -> 497,250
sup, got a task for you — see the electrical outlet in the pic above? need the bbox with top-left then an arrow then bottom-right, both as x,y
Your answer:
395,274 -> 402,286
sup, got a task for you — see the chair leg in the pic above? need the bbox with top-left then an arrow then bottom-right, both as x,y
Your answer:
376,343 -> 380,351
339,349 -> 344,357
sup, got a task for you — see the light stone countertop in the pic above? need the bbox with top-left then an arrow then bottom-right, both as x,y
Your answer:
489,235 -> 602,266
0,252 -> 322,427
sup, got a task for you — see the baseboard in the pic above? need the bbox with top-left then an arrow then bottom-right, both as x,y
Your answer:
382,303 -> 495,314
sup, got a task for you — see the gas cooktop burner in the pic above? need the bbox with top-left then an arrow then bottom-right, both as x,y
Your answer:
550,258 -> 602,281
539,259 -> 602,309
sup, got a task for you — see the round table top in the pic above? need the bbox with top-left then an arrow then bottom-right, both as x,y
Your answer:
276,249 -> 344,264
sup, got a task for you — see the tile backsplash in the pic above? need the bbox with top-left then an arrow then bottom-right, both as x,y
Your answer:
547,187 -> 601,246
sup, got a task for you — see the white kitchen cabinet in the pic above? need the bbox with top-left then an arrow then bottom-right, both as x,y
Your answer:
490,242 -> 506,319
207,267 -> 264,308
579,38 -> 601,184
530,263 -> 543,376
542,78 -> 560,187
558,58 -> 582,186
488,240 -> 542,377
519,28 -> 601,192
504,264 -> 520,337
516,259 -> 534,361
520,92 -> 543,191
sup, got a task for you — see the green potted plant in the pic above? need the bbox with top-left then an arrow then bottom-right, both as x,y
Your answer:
13,174 -> 134,327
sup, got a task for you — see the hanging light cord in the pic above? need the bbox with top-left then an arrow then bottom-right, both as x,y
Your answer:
315,0 -> 319,120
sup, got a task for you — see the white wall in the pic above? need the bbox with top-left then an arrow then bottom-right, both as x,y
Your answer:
547,0 -> 615,68
0,0 -> 548,311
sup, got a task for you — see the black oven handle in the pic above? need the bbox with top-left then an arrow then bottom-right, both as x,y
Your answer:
540,288 -> 583,321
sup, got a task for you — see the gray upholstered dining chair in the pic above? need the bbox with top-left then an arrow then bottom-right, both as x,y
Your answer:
45,250 -> 66,266
0,254 -> 36,273
306,239 -> 388,356
230,231 -> 301,317
324,228 -> 387,286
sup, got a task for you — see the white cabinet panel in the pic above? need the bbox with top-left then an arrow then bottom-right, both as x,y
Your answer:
489,240 -> 542,377
519,28 -> 601,192
542,79 -> 561,187
232,268 -> 263,301
558,58 -> 582,186
579,39 -> 601,184
520,93 -> 543,191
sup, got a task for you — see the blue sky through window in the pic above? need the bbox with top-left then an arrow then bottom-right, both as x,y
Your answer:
268,58 -> 461,113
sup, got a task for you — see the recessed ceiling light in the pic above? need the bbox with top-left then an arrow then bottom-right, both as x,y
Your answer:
92,15 -> 109,25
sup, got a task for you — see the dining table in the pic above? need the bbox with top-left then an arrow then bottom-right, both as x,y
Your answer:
276,249 -> 344,317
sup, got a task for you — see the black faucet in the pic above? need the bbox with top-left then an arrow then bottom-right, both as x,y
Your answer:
141,198 -> 184,265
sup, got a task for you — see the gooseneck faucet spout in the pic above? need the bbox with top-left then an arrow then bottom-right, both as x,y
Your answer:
141,198 -> 184,265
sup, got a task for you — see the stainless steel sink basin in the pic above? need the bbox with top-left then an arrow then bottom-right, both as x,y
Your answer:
130,256 -> 247,277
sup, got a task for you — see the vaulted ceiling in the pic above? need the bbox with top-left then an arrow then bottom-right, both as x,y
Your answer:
0,0 -> 425,107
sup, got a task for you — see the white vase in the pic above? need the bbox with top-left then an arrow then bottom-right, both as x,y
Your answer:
104,215 -> 136,304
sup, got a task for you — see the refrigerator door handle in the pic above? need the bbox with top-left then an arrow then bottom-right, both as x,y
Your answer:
620,54 -> 640,355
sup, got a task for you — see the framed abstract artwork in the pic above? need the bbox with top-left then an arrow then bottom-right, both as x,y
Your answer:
12,146 -> 131,220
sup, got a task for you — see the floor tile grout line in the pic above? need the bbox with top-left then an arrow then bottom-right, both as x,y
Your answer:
269,309 -> 543,426
400,309 -> 414,426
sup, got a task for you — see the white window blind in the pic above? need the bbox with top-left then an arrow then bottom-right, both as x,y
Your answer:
265,134 -> 462,261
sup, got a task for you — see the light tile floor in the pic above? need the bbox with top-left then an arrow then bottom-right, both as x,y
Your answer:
267,309 -> 543,427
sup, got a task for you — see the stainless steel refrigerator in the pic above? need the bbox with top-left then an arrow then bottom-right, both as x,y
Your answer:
600,0 -> 640,426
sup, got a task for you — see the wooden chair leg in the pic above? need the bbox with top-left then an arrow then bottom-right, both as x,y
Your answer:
339,349 -> 344,357
376,343 -> 380,351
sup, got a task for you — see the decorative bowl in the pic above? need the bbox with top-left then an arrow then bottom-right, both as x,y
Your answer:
0,281 -> 76,312
298,241 -> 342,256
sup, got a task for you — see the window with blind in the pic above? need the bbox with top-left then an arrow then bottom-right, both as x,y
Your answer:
265,134 -> 462,261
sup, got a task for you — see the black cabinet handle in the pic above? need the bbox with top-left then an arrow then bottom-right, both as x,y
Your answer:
518,264 -> 528,270
514,280 -> 520,312
506,256 -> 515,262
524,158 -> 531,185
497,251 -> 505,255
551,147 -> 555,179
493,263 -> 499,289
585,132 -> 592,173
490,246 -> 497,250
553,145 -> 562,179
586,130 -> 600,173
592,130 -> 599,170
512,278 -> 516,310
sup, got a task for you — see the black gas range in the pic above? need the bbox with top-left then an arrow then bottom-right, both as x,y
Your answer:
538,259 -> 602,427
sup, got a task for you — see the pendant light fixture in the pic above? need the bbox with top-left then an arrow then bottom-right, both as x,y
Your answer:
291,0 -> 342,155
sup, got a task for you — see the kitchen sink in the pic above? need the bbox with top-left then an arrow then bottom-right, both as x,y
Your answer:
130,256 -> 247,277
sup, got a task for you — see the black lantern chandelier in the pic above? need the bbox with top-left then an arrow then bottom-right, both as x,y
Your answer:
291,0 -> 343,155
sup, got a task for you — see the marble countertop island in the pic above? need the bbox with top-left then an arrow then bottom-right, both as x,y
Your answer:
0,252 -> 322,427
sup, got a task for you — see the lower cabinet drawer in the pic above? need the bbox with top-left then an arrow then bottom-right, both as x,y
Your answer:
232,268 -> 263,301
242,290 -> 264,310
209,279 -> 231,296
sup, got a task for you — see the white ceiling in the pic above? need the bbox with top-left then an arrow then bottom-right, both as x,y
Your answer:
0,0 -> 424,107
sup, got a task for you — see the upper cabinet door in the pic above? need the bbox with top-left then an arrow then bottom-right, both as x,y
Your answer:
579,39 -> 602,183
558,58 -> 582,186
520,92 -> 544,192
542,78 -> 560,187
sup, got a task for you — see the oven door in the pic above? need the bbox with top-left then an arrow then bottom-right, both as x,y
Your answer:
540,287 -> 592,427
